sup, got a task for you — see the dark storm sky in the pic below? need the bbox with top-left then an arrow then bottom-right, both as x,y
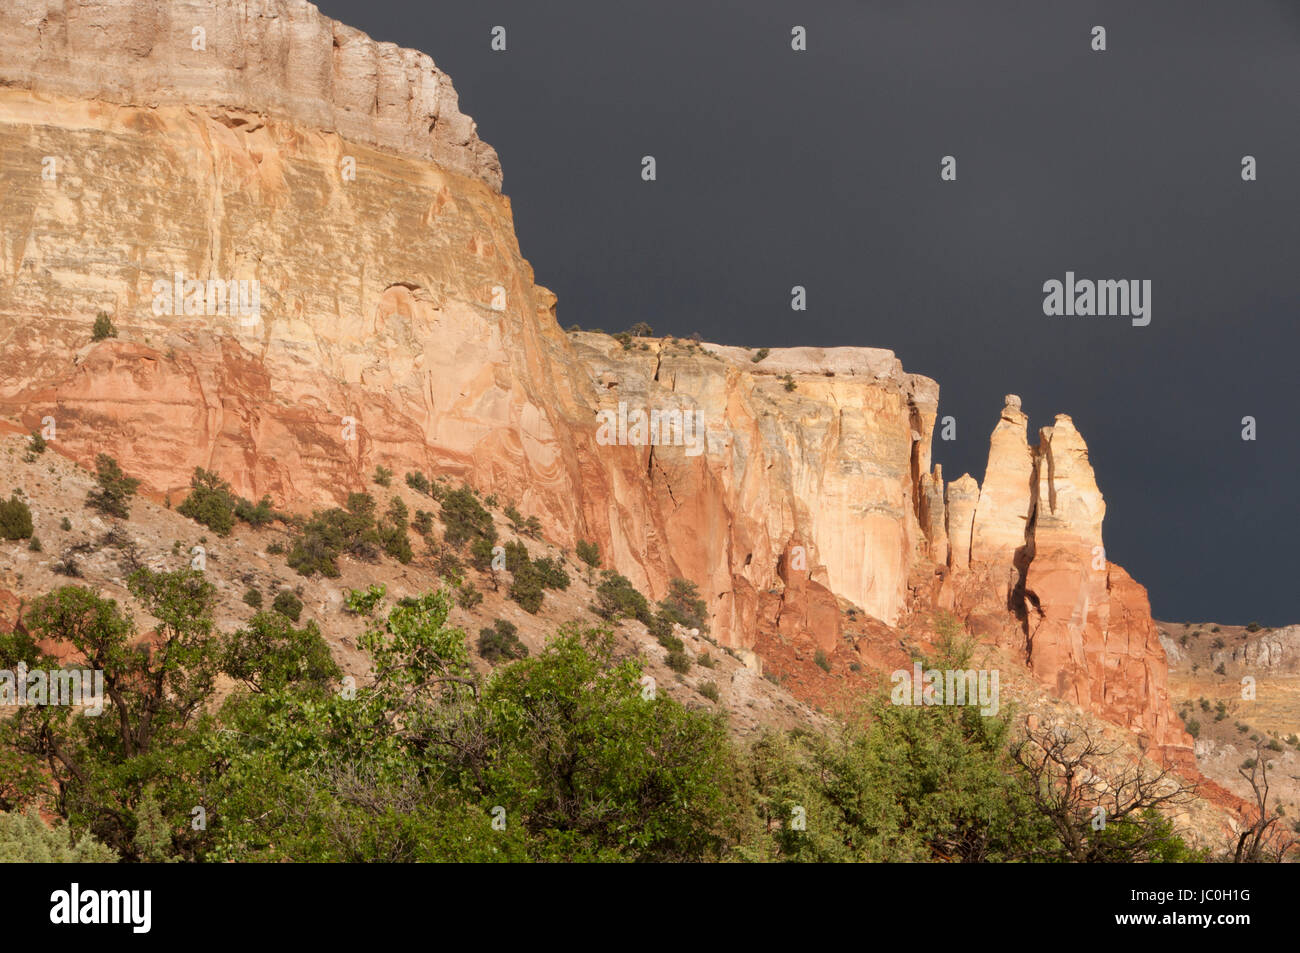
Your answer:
319,0 -> 1299,626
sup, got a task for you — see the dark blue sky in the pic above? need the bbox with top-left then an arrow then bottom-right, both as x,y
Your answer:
320,0 -> 1299,626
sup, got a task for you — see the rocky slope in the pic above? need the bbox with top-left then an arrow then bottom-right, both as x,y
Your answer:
0,0 -> 1189,763
0,432 -> 825,740
1159,620 -> 1300,830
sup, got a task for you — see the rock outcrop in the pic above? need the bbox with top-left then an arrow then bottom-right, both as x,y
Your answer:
0,0 -> 501,188
0,0 -> 1188,759
1224,625 -> 1300,673
938,400 -> 1190,759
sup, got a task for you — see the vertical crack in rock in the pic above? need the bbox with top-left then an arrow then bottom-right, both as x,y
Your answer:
1016,440 -> 1042,651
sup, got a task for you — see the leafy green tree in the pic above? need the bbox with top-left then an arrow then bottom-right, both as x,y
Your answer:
379,495 -> 412,563
6,570 -> 222,858
457,583 -> 483,610
0,495 -> 33,540
470,536 -> 496,571
478,625 -> 732,861
85,454 -> 140,519
478,619 -> 528,663
132,787 -> 175,862
204,590 -> 489,862
287,494 -> 381,576
534,557 -> 570,591
593,571 -> 652,625
657,577 -> 708,633
271,589 -> 303,622
503,539 -> 529,573
222,612 -> 340,694
665,649 -> 691,674
508,560 -> 545,614
344,584 -> 387,616
234,495 -> 276,527
177,468 -> 236,536
439,486 -> 496,549
575,539 -> 601,568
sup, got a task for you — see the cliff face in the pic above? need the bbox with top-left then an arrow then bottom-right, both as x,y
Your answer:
572,338 -> 938,646
0,0 -> 1187,758
0,0 -> 501,187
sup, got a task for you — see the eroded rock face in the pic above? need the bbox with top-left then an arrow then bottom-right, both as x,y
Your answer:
970,395 -> 1034,574
1225,625 -> 1300,673
945,473 -> 979,570
940,403 -> 1190,757
573,337 -> 938,637
0,0 -> 501,188
0,97 -> 937,650
0,0 -> 1187,755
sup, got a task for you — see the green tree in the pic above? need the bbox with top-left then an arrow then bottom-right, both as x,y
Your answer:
0,495 -> 33,540
0,808 -> 117,862
478,625 -> 732,861
287,494 -> 381,577
6,570 -> 222,858
177,467 -> 236,536
26,431 -> 47,459
509,559 -> 545,614
132,787 -> 175,862
478,619 -> 528,663
222,612 -> 340,694
439,486 -> 495,549
91,312 -> 117,341
470,536 -> 497,571
575,539 -> 601,568
534,557 -> 570,591
379,495 -> 412,563
593,571 -> 652,625
657,577 -> 708,633
234,495 -> 276,527
85,454 -> 140,519
344,584 -> 387,616
457,582 -> 483,609
271,589 -> 304,622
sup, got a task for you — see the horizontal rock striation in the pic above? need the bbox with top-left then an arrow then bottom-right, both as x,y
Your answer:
0,0 -> 501,188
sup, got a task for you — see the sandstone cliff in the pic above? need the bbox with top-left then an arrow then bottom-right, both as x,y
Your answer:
0,0 -> 1187,760
0,0 -> 501,187
934,397 -> 1189,757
